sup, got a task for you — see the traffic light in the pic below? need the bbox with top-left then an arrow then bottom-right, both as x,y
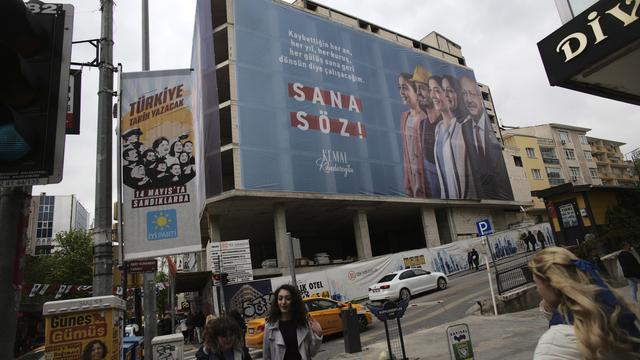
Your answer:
0,0 -> 74,186
220,272 -> 229,286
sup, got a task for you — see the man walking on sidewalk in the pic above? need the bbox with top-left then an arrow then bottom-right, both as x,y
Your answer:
618,242 -> 640,302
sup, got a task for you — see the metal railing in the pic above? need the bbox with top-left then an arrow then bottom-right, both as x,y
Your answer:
491,252 -> 538,295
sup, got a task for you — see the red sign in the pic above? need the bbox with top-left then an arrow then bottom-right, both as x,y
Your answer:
128,259 -> 157,273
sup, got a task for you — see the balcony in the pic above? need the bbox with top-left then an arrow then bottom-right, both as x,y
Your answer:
542,157 -> 560,165
537,138 -> 555,146
549,178 -> 566,186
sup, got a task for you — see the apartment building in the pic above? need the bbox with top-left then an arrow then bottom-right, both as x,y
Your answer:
504,124 -> 602,188
588,137 -> 639,187
26,193 -> 90,255
502,132 -> 549,218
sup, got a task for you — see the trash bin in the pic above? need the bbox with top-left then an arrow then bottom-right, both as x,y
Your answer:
340,303 -> 362,353
123,342 -> 134,360
124,336 -> 144,360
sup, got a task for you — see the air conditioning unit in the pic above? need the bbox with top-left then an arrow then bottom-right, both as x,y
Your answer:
571,175 -> 578,182
561,140 -> 566,145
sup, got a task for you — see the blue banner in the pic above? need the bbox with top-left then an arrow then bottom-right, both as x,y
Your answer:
234,0 -> 513,200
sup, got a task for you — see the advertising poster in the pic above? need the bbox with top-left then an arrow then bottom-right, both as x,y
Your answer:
207,240 -> 254,284
487,222 -> 555,260
45,308 -> 122,360
234,0 -> 513,200
120,69 -> 202,260
223,280 -> 273,321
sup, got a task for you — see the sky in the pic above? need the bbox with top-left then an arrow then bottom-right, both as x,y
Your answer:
33,0 -> 640,221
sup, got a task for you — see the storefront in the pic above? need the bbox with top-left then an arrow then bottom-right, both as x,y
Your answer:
538,0 -> 640,105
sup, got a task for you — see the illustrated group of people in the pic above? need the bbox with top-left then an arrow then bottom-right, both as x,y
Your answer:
397,65 -> 513,200
121,127 -> 196,190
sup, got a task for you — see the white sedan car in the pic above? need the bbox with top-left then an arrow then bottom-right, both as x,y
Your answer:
368,268 -> 448,302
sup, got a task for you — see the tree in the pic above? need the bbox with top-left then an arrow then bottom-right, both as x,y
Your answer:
24,229 -> 93,285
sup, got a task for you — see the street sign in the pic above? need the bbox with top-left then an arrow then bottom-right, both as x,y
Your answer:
128,259 -> 158,273
475,219 -> 493,236
206,240 -> 253,285
447,323 -> 475,360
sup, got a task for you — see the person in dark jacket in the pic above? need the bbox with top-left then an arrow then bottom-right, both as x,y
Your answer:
618,242 -> 640,302
196,316 -> 252,360
536,230 -> 546,249
157,313 -> 173,336
470,248 -> 480,271
227,309 -> 247,347
527,231 -> 537,252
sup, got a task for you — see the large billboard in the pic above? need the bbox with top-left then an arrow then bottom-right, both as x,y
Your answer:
233,0 -> 513,200
120,69 -> 202,260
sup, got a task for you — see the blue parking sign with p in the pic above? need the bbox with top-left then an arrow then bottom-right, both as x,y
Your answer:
476,219 -> 493,236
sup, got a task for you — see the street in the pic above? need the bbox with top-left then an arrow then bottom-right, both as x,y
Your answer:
185,269 -> 492,360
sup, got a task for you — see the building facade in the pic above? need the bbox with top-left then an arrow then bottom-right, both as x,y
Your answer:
504,123 -> 602,188
26,193 -> 90,255
194,0 -> 532,277
588,137 -> 640,187
502,133 -> 549,219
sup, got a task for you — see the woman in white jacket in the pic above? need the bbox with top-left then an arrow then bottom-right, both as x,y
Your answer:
263,284 -> 322,360
529,247 -> 640,360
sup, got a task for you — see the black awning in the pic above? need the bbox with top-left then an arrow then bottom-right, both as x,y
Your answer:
174,271 -> 211,293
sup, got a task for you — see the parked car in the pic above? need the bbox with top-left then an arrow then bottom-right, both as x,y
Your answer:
245,297 -> 373,349
368,268 -> 447,302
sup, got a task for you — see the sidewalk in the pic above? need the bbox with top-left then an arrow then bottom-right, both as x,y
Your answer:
334,284 -> 636,360
333,308 -> 547,360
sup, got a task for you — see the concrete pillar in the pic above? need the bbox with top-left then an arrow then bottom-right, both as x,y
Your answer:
420,206 -> 441,248
447,208 -> 458,242
273,204 -> 289,269
206,212 -> 221,244
352,210 -> 372,260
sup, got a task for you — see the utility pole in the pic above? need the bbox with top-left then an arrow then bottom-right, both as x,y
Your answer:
141,1 -> 157,356
93,0 -> 115,296
0,187 -> 30,359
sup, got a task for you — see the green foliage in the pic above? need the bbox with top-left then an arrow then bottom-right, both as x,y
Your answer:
24,229 -> 93,285
599,189 -> 640,252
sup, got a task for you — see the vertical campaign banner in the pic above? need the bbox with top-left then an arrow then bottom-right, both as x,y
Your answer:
120,69 -> 202,260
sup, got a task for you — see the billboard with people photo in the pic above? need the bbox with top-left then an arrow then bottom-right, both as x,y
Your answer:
233,0 -> 513,200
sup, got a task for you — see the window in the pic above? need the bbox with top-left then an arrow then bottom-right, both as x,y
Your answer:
546,167 -> 562,178
413,269 -> 429,276
532,169 -> 543,179
399,270 -> 415,280
559,131 -> 570,144
579,135 -> 588,145
589,168 -> 598,178
570,167 -> 580,177
565,149 -> 576,160
513,156 -> 523,167
584,151 -> 592,161
526,147 -> 536,158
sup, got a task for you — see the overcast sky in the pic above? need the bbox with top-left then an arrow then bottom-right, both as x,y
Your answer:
33,0 -> 640,220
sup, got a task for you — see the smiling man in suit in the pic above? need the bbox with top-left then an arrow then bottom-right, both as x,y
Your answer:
459,75 -> 513,200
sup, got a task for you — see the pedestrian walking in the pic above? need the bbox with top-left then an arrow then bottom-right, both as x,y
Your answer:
467,251 -> 474,271
195,315 -> 252,360
536,230 -> 546,249
527,231 -> 537,252
523,233 -> 532,252
263,284 -> 322,360
618,242 -> 640,302
471,248 -> 480,271
529,247 -> 640,359
195,310 -> 206,344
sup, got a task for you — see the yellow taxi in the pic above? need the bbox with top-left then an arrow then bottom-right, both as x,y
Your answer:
245,297 -> 373,349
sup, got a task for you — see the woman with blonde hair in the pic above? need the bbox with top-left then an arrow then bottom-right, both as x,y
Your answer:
529,247 -> 640,359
